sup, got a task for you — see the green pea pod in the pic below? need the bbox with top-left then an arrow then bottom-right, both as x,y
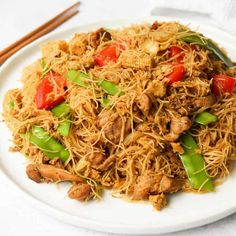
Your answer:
98,80 -> 123,96
67,70 -> 90,88
40,58 -> 50,76
67,69 -> 124,96
57,119 -> 71,137
51,102 -> 71,136
51,102 -> 71,118
195,111 -> 217,125
100,97 -> 111,108
179,133 -> 214,192
29,126 -> 69,162
181,34 -> 233,67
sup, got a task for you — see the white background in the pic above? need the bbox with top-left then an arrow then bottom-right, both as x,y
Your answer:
0,0 -> 236,235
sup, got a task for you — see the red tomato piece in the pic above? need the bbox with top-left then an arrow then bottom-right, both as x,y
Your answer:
36,72 -> 67,110
94,43 -> 125,66
167,63 -> 185,85
212,74 -> 236,96
170,46 -> 184,63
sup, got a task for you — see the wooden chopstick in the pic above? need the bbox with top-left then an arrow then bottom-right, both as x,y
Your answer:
0,1 -> 80,65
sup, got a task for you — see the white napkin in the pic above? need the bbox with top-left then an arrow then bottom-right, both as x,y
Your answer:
149,0 -> 236,34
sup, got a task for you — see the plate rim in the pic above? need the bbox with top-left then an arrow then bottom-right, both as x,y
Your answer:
1,16 -> 236,235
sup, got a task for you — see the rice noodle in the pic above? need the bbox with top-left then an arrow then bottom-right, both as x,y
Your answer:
2,21 -> 236,210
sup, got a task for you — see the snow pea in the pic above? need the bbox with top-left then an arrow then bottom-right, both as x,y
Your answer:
51,101 -> 71,118
40,58 -> 50,76
100,97 -> 111,108
67,70 -> 90,88
29,126 -> 69,162
179,133 -> 214,192
67,69 -> 123,96
195,111 -> 217,125
51,102 -> 71,137
180,34 -> 233,67
98,79 -> 123,96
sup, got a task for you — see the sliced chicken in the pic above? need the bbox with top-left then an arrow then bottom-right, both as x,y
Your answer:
136,93 -> 152,115
97,155 -> 117,171
132,172 -> 183,200
89,28 -> 111,48
68,183 -> 92,201
86,147 -> 105,165
97,110 -> 131,144
165,116 -> 191,142
26,164 -> 83,183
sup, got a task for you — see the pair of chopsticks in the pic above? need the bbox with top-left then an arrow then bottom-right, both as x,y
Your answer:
0,1 -> 80,65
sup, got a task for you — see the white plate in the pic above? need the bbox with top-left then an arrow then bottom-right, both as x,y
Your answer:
1,17 -> 236,235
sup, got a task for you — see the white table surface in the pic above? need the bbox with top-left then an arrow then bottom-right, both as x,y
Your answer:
0,0 -> 236,235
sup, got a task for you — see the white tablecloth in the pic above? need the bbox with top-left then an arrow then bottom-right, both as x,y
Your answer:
1,0 -> 236,235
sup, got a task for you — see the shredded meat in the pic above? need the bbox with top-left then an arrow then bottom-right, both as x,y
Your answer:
149,193 -> 167,211
97,110 -> 131,144
26,164 -> 83,183
165,116 -> 191,142
68,183 -> 92,201
89,28 -> 111,48
136,93 -> 152,115
170,116 -> 192,134
86,148 -> 105,165
132,172 -> 183,200
195,94 -> 216,108
147,79 -> 167,98
164,132 -> 180,142
170,142 -> 184,154
97,155 -> 117,171
82,100 -> 98,117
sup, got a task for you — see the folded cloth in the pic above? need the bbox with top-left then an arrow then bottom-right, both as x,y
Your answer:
149,0 -> 236,34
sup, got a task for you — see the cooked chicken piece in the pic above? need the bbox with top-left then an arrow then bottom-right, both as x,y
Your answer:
26,164 -> 83,183
147,79 -> 167,98
195,95 -> 216,108
151,175 -> 183,194
170,142 -> 184,154
82,100 -> 98,117
170,116 -> 192,135
89,28 -> 111,48
133,172 -> 183,200
164,132 -> 180,142
133,173 -> 155,200
68,183 -> 92,201
97,155 -> 117,171
69,33 -> 88,55
149,193 -> 167,211
97,110 -> 131,144
164,116 -> 191,142
86,148 -> 105,165
136,93 -> 152,115
120,50 -> 153,70
86,168 -> 102,182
